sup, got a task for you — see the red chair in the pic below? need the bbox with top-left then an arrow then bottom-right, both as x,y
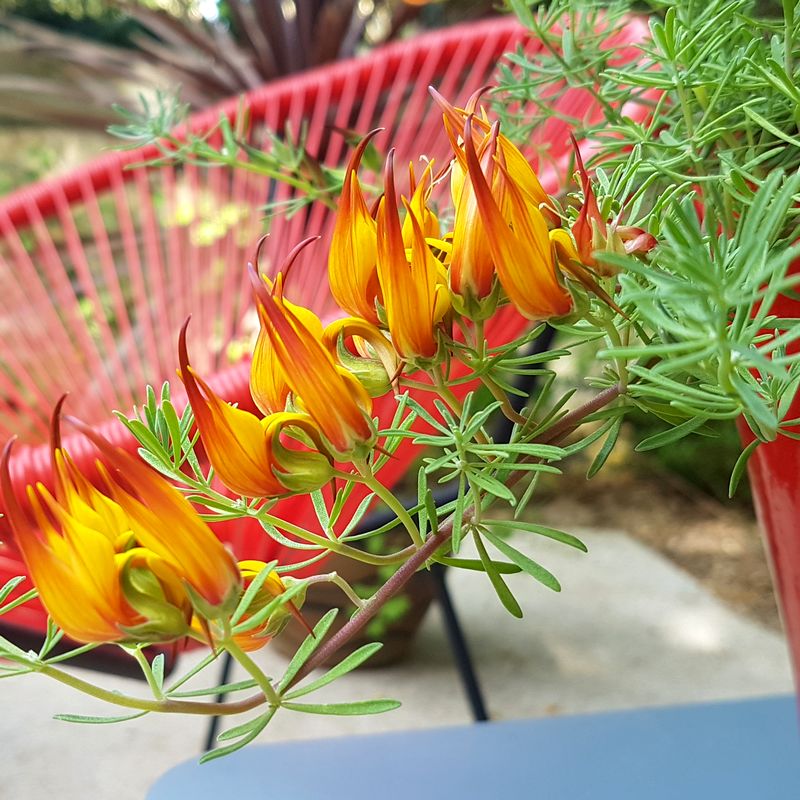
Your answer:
0,16 -> 647,673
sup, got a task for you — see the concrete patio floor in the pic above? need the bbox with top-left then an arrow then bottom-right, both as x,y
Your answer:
1,527 -> 794,799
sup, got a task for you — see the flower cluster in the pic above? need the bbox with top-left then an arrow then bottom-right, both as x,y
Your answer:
0,401 -> 299,651
0,88 -> 657,680
181,89 -> 656,504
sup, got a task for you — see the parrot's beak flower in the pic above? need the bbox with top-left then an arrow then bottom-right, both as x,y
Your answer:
179,320 -> 331,498
250,260 -> 376,460
328,129 -> 383,325
430,85 -> 557,224
0,402 -> 240,643
224,560 -> 310,652
323,316 -> 399,398
401,160 -> 440,246
376,151 -> 450,362
66,416 -> 242,621
250,326 -> 290,417
444,119 -> 502,315
463,116 -> 573,320
0,446 -> 145,644
570,137 -> 656,276
250,242 -> 326,417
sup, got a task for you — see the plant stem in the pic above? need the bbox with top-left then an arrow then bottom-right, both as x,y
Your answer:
304,572 -> 367,609
480,374 -> 527,425
256,509 -> 412,565
599,317 -> 628,392
224,638 -> 281,707
130,646 -> 164,700
355,461 -> 424,547
287,523 -> 454,689
535,383 -> 624,446
430,367 -> 492,444
430,371 -> 465,416
35,662 -> 265,716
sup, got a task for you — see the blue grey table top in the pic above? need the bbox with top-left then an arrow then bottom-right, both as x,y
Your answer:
148,695 -> 800,799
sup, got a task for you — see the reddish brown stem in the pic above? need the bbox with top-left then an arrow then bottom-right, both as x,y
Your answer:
535,383 -> 623,446
287,523 -> 455,688
284,382 -> 624,690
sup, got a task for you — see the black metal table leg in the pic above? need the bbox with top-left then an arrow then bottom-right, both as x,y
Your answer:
431,562 -> 489,722
204,651 -> 234,752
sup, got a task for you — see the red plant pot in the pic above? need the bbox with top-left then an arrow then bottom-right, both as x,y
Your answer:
741,260 -> 800,691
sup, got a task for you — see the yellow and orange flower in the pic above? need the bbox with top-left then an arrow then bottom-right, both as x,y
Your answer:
249,241 -> 326,417
328,130 -> 382,325
375,152 -> 450,362
180,320 -> 332,498
0,402 -> 241,643
68,417 -> 242,619
570,138 -> 656,275
226,560 -> 309,652
401,160 -> 440,246
462,117 -> 573,320
322,316 -> 399,398
250,263 -> 376,459
430,86 -> 555,222
445,123 -> 501,311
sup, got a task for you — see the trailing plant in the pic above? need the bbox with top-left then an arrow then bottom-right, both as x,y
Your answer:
1,0 -> 799,765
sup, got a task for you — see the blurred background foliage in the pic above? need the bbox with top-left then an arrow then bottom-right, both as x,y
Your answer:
0,0 -> 496,129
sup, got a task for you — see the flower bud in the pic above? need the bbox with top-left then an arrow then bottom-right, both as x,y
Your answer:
230,561 -> 309,652
117,548 -> 192,642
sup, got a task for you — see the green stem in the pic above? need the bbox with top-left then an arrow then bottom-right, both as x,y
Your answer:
675,80 -> 695,141
305,572 -> 366,609
398,377 -> 440,392
256,509 -> 412,565
130,646 -> 164,700
355,462 -> 424,547
430,371 -> 464,416
429,368 -> 492,444
480,374 -> 527,426
35,662 -> 264,716
224,638 -> 281,707
600,316 -> 628,392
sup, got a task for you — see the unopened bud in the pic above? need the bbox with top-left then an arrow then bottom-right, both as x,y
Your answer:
118,549 -> 192,643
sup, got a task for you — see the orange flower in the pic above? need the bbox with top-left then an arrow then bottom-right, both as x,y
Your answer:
227,560 -> 309,652
252,256 -> 397,399
401,160 -> 440,245
0,403 -> 240,643
250,241 -> 325,417
322,316 -> 399,398
67,417 -> 242,619
570,137 -> 656,275
430,86 -> 555,221
328,130 -> 382,324
250,327 -> 290,417
250,263 -> 375,459
1,452 -> 142,643
376,152 -> 450,361
463,117 -> 572,320
445,123 -> 501,310
180,320 -> 332,498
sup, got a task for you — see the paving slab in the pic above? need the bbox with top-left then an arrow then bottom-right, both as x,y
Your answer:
0,529 -> 793,799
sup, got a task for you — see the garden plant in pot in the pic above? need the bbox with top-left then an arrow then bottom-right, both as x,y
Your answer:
0,0 -> 798,775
